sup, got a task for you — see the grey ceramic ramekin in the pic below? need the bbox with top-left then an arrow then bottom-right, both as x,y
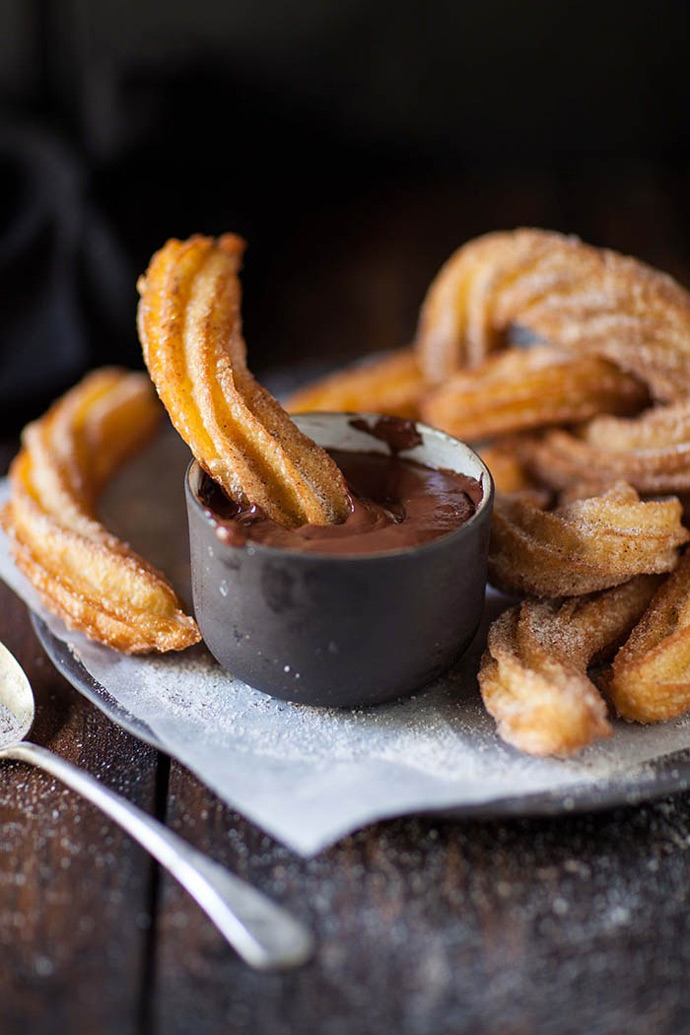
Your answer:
185,413 -> 493,708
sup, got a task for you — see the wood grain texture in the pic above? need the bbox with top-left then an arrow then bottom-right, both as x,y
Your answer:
0,574 -> 161,1035
153,766 -> 690,1035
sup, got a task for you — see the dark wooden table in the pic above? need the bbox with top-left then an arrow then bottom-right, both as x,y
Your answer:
4,166 -> 690,1035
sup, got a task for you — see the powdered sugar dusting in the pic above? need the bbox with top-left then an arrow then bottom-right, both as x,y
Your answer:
0,702 -> 22,747
2,429 -> 690,856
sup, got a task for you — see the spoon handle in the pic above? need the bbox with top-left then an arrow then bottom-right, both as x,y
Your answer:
1,741 -> 313,970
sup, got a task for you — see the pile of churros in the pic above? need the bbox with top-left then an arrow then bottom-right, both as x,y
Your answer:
288,228 -> 690,755
5,226 -> 690,759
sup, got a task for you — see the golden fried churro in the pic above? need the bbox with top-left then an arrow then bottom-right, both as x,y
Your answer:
607,551 -> 690,722
556,480 -> 614,506
268,223 -> 690,745
417,230 -> 547,378
3,369 -> 200,653
286,348 -> 424,420
479,576 -> 660,755
416,228 -> 690,400
138,234 -> 351,528
518,401 -> 690,495
421,345 -> 647,441
489,483 -> 688,597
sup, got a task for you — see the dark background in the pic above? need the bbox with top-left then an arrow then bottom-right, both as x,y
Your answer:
2,0 -> 690,421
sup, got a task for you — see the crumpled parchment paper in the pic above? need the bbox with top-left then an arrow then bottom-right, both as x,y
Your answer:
2,429 -> 690,856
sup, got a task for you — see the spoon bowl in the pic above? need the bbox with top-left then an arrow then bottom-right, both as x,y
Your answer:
0,642 -> 34,745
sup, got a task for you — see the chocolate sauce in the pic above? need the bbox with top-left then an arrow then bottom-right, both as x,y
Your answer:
197,449 -> 482,556
348,416 -> 423,454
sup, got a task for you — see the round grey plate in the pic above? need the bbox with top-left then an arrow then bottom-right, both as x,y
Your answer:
31,612 -> 690,823
32,613 -> 163,753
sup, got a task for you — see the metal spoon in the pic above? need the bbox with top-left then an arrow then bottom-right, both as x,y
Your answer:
0,641 -> 313,970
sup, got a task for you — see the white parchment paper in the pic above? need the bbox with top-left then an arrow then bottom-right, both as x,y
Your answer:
3,429 -> 690,857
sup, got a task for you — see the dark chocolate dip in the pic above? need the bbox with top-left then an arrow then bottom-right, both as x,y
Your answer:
197,449 -> 482,556
348,416 -> 423,453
